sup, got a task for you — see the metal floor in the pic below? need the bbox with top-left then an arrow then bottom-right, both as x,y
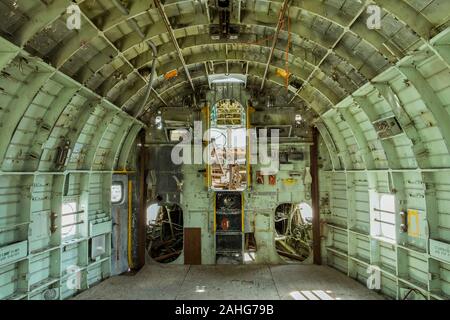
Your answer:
74,264 -> 384,300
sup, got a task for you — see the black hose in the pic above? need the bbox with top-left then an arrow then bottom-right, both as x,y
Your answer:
135,40 -> 157,118
112,0 -> 129,15
112,0 -> 157,118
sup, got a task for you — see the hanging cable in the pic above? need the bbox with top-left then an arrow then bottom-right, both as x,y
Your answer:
112,0 -> 158,119
135,40 -> 157,118
112,0 -> 129,15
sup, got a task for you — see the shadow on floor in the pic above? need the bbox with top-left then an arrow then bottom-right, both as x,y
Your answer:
73,264 -> 384,300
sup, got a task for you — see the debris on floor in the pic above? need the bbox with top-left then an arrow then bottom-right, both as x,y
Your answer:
146,204 -> 183,263
275,203 -> 312,262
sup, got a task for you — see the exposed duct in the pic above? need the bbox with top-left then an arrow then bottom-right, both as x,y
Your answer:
112,0 -> 158,118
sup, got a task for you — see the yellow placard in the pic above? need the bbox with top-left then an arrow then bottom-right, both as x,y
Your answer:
407,209 -> 420,237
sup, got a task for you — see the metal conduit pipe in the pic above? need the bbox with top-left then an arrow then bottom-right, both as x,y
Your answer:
112,0 -> 158,118
128,19 -> 146,39
135,40 -> 157,117
112,0 -> 130,15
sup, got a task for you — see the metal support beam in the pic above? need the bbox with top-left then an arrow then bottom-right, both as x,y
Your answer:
321,114 -> 352,170
373,83 -> 429,168
398,66 -> 450,153
288,0 -> 370,104
92,0 -> 397,63
372,0 -> 435,41
316,121 -> 340,170
117,124 -> 143,170
15,0 -> 70,46
237,0 -> 241,24
353,95 -> 399,169
373,0 -> 450,70
76,10 -> 168,110
137,130 -> 148,269
339,107 -> 375,170
203,0 -> 211,22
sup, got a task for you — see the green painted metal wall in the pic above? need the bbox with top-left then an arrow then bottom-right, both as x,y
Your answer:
0,1 -> 449,301
319,29 -> 450,300
169,143 -> 312,265
0,37 -> 143,300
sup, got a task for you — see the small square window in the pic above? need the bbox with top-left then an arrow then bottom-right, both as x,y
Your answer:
62,201 -> 78,240
167,128 -> 190,142
90,235 -> 106,260
371,193 -> 396,241
111,183 -> 123,204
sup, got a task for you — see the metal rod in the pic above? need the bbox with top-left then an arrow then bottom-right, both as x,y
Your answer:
373,208 -> 395,214
62,221 -> 84,228
154,0 -> 196,94
61,210 -> 85,217
166,207 -> 175,240
260,0 -> 290,91
374,219 -> 395,226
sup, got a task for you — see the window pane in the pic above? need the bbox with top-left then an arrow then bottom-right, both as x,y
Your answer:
169,129 -> 189,142
62,202 -> 77,239
147,204 -> 160,225
371,193 -> 396,240
299,203 -> 313,223
111,183 -> 123,203
380,194 -> 395,212
381,224 -> 395,240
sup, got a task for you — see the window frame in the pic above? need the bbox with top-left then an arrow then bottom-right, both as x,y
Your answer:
165,127 -> 192,143
370,192 -> 396,241
61,198 -> 79,240
111,182 -> 124,204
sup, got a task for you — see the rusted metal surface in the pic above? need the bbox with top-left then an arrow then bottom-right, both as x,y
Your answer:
146,204 -> 184,263
184,228 -> 202,265
274,203 -> 312,262
310,126 -> 321,265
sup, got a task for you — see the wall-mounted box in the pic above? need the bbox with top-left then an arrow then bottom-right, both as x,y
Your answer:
0,240 -> 28,266
89,221 -> 112,238
280,164 -> 295,171
90,235 -> 106,260
373,116 -> 403,139
429,239 -> 450,263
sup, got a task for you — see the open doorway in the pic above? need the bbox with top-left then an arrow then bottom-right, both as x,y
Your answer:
274,203 -> 313,262
209,99 -> 247,191
244,232 -> 257,263
146,203 -> 183,263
